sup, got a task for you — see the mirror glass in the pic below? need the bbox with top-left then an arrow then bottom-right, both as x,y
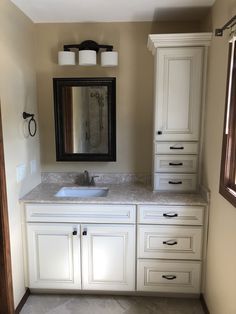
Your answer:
53,78 -> 116,161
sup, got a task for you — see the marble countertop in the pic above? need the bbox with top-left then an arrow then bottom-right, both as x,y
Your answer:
20,183 -> 207,206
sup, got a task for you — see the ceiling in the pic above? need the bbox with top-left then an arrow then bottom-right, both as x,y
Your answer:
10,0 -> 215,23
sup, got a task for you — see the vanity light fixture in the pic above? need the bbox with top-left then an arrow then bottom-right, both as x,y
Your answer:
58,40 -> 118,67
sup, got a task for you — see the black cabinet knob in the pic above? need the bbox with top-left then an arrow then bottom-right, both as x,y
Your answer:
82,230 -> 87,236
72,230 -> 77,236
157,131 -> 162,135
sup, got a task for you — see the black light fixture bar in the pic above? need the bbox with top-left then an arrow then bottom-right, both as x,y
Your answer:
63,40 -> 113,52
215,15 -> 236,36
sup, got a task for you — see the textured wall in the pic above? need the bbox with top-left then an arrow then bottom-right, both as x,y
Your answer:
0,0 -> 41,307
201,0 -> 236,313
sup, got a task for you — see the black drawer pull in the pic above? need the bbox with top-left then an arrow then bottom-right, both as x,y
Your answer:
163,213 -> 178,218
157,131 -> 162,135
82,230 -> 87,236
170,146 -> 184,150
168,181 -> 182,185
72,230 -> 77,236
163,240 -> 178,246
162,275 -> 177,280
169,162 -> 183,166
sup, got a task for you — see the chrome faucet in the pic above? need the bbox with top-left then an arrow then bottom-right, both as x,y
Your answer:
83,170 -> 99,186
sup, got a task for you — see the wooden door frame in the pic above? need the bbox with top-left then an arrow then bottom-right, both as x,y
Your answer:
0,104 -> 15,313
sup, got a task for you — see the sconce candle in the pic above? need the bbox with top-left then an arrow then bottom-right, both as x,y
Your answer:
79,50 -> 97,66
101,51 -> 118,67
58,51 -> 76,65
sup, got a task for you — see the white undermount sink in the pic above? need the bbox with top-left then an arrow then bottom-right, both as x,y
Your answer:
55,186 -> 109,198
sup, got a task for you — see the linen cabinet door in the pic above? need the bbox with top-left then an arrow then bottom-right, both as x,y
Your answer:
27,223 -> 81,289
155,47 -> 203,141
81,224 -> 135,291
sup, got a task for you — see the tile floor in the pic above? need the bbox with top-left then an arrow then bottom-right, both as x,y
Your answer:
20,294 -> 205,314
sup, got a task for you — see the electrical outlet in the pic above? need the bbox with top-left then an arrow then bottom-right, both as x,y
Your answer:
30,159 -> 37,174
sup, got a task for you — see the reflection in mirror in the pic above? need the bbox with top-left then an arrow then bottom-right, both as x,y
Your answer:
53,78 -> 116,161
62,86 -> 108,154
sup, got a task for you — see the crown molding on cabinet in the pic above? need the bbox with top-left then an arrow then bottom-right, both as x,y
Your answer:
147,33 -> 212,55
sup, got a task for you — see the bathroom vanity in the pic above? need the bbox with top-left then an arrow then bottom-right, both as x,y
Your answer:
21,183 -> 207,296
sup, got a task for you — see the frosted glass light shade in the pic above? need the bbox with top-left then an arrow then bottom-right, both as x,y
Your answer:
101,51 -> 118,67
58,51 -> 76,65
79,50 -> 97,66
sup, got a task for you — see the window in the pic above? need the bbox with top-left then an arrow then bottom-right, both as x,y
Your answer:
220,39 -> 236,207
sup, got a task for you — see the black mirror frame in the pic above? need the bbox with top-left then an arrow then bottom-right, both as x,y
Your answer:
53,77 -> 116,162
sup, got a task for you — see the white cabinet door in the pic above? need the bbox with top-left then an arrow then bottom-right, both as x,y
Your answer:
27,223 -> 81,289
155,47 -> 203,141
81,224 -> 135,291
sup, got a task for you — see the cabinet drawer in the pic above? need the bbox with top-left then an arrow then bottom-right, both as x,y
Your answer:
25,204 -> 136,224
155,142 -> 198,155
138,225 -> 202,260
154,174 -> 197,191
154,155 -> 197,173
137,260 -> 201,294
138,205 -> 204,225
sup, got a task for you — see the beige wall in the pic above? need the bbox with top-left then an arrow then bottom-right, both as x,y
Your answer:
0,0 -> 41,307
35,21 -> 201,174
201,0 -> 236,313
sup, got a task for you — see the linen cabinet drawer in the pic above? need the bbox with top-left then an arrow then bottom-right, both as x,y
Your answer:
154,174 -> 197,191
25,204 -> 136,224
155,142 -> 198,155
138,205 -> 204,225
154,155 -> 197,173
137,260 -> 201,294
138,225 -> 202,260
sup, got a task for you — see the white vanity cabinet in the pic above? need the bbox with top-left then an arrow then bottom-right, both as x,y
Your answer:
137,204 -> 204,294
154,47 -> 203,142
24,200 -> 206,295
81,224 -> 135,291
25,203 -> 136,291
27,223 -> 81,289
148,33 -> 212,191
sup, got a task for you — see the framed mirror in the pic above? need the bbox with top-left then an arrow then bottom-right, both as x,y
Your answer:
53,77 -> 116,161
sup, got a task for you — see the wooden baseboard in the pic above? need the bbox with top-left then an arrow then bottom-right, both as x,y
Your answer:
15,288 -> 30,314
200,294 -> 210,314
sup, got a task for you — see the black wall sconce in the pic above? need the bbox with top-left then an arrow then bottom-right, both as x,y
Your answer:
58,40 -> 118,67
22,112 -> 37,137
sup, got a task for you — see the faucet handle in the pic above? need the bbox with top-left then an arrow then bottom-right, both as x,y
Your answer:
90,176 -> 99,186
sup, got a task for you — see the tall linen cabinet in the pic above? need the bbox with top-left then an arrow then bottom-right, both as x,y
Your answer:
148,33 -> 212,192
